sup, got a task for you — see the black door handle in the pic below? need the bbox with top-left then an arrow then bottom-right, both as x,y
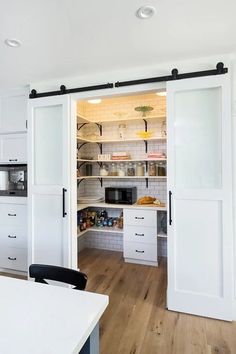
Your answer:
62,188 -> 67,218
169,191 -> 172,225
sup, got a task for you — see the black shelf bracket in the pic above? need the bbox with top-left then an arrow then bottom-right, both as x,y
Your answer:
144,140 -> 148,153
96,143 -> 103,154
145,178 -> 149,188
77,178 -> 85,186
77,142 -> 88,152
143,119 -> 147,132
98,178 -> 103,187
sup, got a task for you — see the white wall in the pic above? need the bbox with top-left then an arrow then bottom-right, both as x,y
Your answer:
30,52 -> 236,320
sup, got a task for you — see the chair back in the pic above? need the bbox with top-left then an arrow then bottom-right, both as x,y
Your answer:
29,264 -> 87,290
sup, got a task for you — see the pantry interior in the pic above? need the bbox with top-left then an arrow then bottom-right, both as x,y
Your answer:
76,90 -> 168,265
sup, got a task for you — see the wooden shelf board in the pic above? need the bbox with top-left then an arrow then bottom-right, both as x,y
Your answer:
78,226 -> 123,237
77,202 -> 167,212
77,176 -> 167,180
77,158 -> 167,163
157,232 -> 167,238
77,136 -> 166,144
77,114 -> 166,124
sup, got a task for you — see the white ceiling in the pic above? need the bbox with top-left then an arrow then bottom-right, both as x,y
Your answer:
0,0 -> 236,89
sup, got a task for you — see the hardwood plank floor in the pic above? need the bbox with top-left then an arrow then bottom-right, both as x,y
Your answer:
79,248 -> 236,354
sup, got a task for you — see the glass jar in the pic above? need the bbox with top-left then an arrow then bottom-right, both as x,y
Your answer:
118,124 -> 127,140
100,164 -> 108,176
148,162 -> 156,176
157,162 -> 166,176
127,162 -> 135,176
110,163 -> 118,176
161,120 -> 167,137
118,163 -> 126,176
136,162 -> 145,176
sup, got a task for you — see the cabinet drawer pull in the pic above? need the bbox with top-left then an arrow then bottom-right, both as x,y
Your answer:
8,213 -> 16,217
135,233 -> 144,237
135,250 -> 145,253
135,217 -> 144,220
8,235 -> 16,239
9,159 -> 18,162
8,257 -> 16,261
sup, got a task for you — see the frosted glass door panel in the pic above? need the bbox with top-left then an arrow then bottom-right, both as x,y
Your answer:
34,105 -> 63,185
174,87 -> 221,189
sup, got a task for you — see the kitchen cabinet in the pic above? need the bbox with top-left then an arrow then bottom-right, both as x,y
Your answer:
0,201 -> 27,272
123,208 -> 158,266
0,90 -> 28,133
0,133 -> 27,163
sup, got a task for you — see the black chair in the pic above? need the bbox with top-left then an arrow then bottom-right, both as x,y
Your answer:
29,264 -> 88,290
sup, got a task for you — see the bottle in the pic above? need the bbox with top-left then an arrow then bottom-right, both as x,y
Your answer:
148,162 -> 156,176
136,162 -> 144,176
85,164 -> 93,176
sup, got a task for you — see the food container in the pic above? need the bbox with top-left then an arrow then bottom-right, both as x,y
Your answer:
136,162 -> 145,176
100,165 -> 109,176
148,162 -> 156,176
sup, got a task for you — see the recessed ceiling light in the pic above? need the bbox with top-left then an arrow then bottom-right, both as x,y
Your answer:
136,6 -> 156,19
87,99 -> 102,104
156,91 -> 166,96
4,38 -> 22,47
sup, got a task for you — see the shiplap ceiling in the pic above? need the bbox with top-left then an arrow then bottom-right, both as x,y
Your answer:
0,0 -> 235,89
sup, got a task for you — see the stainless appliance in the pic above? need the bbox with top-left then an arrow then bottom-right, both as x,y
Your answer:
0,165 -> 27,196
105,187 -> 137,205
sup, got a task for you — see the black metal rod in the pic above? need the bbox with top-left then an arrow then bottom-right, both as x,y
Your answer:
115,62 -> 227,88
29,83 -> 113,99
29,63 -> 227,99
169,191 -> 172,225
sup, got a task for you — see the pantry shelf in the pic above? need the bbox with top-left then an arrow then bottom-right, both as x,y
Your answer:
77,158 -> 167,163
157,232 -> 167,238
77,176 -> 167,180
77,114 -> 166,124
77,136 -> 166,144
77,226 -> 123,237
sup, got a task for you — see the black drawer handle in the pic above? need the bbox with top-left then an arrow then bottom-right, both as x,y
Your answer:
169,191 -> 172,225
8,235 -> 16,239
135,233 -> 144,237
135,217 -> 144,220
9,159 -> 18,162
8,213 -> 16,217
135,250 -> 145,253
8,257 -> 16,261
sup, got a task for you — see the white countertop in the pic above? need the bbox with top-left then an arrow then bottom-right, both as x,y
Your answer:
77,202 -> 166,211
0,276 -> 108,354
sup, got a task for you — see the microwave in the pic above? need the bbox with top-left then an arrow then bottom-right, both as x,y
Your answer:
105,187 -> 137,205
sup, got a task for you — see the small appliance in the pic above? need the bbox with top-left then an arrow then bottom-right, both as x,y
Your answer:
105,187 -> 137,205
0,165 -> 27,196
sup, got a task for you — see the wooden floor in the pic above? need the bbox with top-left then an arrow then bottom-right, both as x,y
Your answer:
79,248 -> 236,354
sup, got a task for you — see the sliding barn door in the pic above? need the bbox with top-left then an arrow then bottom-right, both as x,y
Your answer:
28,95 -> 75,269
167,75 -> 233,320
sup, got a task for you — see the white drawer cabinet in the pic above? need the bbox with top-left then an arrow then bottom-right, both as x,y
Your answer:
124,241 -> 157,262
0,134 -> 27,163
124,225 -> 156,244
0,204 -> 27,227
0,247 -> 27,271
0,203 -> 27,272
124,209 -> 157,228
124,208 -> 158,266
